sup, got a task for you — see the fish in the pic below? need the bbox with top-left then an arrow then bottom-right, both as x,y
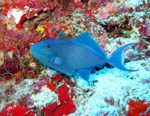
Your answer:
30,31 -> 137,81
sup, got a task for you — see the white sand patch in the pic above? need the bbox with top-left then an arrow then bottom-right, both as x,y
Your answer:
30,86 -> 58,108
70,58 -> 150,116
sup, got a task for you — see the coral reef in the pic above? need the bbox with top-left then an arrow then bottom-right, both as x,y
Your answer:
0,0 -> 150,116
127,99 -> 150,116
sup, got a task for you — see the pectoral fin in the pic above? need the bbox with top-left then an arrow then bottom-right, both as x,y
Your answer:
49,56 -> 62,65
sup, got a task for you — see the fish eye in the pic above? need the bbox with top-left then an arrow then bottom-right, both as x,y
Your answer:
47,45 -> 51,48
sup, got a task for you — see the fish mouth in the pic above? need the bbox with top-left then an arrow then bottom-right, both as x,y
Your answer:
30,43 -> 44,54
30,44 -> 42,58
30,44 -> 37,53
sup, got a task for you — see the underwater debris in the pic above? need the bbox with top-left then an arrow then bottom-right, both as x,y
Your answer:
0,50 -> 4,66
99,16 -> 133,38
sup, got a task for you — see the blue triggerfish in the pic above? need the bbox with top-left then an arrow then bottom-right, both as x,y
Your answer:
30,31 -> 136,81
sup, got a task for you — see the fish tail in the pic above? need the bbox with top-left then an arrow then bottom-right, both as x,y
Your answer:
107,43 -> 137,71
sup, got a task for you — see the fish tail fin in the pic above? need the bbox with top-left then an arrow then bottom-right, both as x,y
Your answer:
107,43 -> 137,71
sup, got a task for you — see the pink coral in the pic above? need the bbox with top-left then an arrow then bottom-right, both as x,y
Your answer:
99,2 -> 117,19
10,0 -> 45,9
99,32 -> 107,48
94,0 -> 113,5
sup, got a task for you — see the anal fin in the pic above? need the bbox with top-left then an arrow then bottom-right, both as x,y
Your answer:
78,68 -> 92,81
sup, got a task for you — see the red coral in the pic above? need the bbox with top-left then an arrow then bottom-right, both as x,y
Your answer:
56,84 -> 76,115
84,8 -> 98,24
47,81 -> 56,92
0,103 -> 36,116
127,99 -> 150,116
52,98 -> 76,116
43,84 -> 76,116
70,0 -> 84,8
16,14 -> 27,30
3,3 -> 9,16
58,84 -> 70,103
43,102 -> 58,116
85,9 -> 92,17
44,23 -> 70,39
51,74 -> 63,82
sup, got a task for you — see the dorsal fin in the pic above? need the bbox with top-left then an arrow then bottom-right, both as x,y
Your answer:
56,30 -> 68,40
73,32 -> 106,56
